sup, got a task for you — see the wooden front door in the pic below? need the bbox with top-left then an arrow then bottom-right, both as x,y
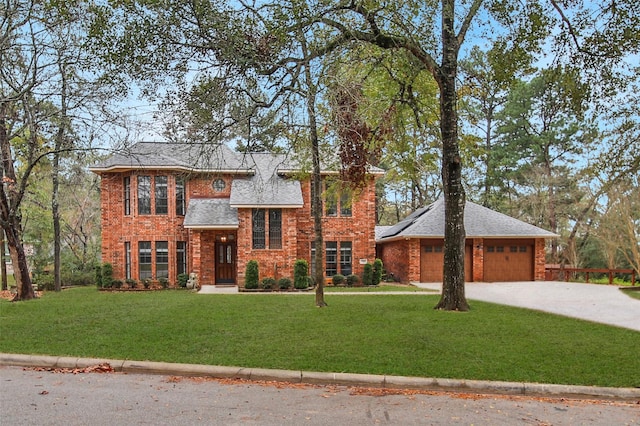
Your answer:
215,242 -> 236,284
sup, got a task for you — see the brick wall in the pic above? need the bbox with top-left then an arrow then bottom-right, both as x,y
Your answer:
99,170 -> 380,286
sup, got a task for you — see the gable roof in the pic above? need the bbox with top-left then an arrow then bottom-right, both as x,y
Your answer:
377,198 -> 559,242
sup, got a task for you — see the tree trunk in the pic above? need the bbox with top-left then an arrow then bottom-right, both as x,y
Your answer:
301,37 -> 327,308
434,0 -> 469,311
0,104 -> 35,301
1,230 -> 7,291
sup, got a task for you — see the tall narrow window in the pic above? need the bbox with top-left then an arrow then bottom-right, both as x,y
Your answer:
155,176 -> 168,214
340,242 -> 352,276
310,243 -> 316,276
325,181 -> 337,217
175,177 -> 185,216
340,191 -> 352,217
156,241 -> 168,279
252,209 -> 266,249
137,176 -> 151,215
139,241 -> 152,280
325,241 -> 338,276
123,177 -> 131,215
124,242 -> 131,280
269,209 -> 282,249
176,241 -> 187,277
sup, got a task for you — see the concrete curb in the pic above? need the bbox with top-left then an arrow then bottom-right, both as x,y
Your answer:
1,353 -> 638,401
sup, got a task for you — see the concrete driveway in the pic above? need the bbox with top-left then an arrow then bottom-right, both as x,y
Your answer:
415,281 -> 640,332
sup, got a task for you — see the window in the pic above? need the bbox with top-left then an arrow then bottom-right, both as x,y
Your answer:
137,176 -> 151,215
487,246 -> 495,253
124,177 -> 131,215
510,246 -> 518,253
176,241 -> 187,277
176,177 -> 185,216
139,241 -> 152,280
212,178 -> 226,192
340,242 -> 352,276
156,241 -> 168,279
496,246 -> 504,253
124,242 -> 131,280
155,176 -> 168,214
325,242 -> 338,276
340,191 -> 352,217
424,246 -> 433,253
519,246 -> 527,253
325,186 -> 338,216
434,245 -> 443,253
252,209 -> 266,249
269,209 -> 282,249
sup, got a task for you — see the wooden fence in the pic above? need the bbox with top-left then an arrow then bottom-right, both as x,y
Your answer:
545,267 -> 636,286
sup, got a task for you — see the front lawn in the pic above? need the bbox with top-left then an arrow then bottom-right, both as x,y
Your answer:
1,287 -> 638,388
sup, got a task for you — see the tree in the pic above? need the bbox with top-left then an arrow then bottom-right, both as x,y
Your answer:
496,67 -> 596,262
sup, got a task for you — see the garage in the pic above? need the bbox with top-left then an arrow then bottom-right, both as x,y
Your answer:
483,239 -> 534,282
376,199 -> 557,283
420,240 -> 473,282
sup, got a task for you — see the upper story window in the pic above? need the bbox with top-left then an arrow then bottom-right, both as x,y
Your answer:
311,179 -> 353,217
137,176 -> 151,215
176,177 -> 185,216
212,178 -> 226,192
123,177 -> 131,215
155,176 -> 168,214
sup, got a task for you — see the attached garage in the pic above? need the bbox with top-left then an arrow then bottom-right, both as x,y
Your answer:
420,240 -> 473,282
483,239 -> 534,282
376,199 -> 557,283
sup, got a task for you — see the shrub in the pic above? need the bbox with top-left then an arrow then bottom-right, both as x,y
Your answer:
294,259 -> 309,289
142,278 -> 151,289
158,277 -> 169,288
177,273 -> 189,288
95,264 -> 102,288
332,274 -> 345,286
346,274 -> 360,287
245,260 -> 259,289
278,277 -> 292,290
102,263 -> 114,289
112,280 -> 123,289
126,279 -> 137,289
35,274 -> 55,291
261,277 -> 276,289
362,263 -> 373,286
372,259 -> 383,286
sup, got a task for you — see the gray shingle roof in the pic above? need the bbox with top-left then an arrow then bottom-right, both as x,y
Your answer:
229,153 -> 303,207
89,142 -> 253,173
377,198 -> 559,241
183,198 -> 239,229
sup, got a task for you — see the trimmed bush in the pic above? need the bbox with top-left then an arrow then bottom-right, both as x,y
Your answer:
177,273 -> 189,288
95,264 -> 102,288
245,260 -> 259,289
261,277 -> 276,289
278,277 -> 292,290
113,280 -> 123,289
102,263 -> 114,289
294,259 -> 309,289
158,277 -> 169,288
332,274 -> 345,286
346,274 -> 360,287
362,263 -> 373,286
372,258 -> 383,286
126,279 -> 137,289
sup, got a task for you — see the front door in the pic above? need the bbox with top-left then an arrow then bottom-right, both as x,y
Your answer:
215,242 -> 236,284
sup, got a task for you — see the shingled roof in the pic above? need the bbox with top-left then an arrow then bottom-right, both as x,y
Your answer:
377,198 -> 558,241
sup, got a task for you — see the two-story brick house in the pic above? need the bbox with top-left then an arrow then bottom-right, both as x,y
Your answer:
89,142 -> 382,287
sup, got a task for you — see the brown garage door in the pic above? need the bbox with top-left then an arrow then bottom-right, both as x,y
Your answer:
420,241 -> 473,282
484,239 -> 534,282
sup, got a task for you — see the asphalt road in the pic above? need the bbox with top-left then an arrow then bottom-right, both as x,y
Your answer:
1,366 -> 638,425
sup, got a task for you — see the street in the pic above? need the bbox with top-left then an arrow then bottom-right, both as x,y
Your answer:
1,366 -> 638,425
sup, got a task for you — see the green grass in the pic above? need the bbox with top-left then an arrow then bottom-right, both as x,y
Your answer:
324,284 -> 435,292
621,288 -> 640,300
1,287 -> 638,388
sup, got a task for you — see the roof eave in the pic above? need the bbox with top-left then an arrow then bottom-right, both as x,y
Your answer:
183,224 -> 240,230
89,165 -> 255,175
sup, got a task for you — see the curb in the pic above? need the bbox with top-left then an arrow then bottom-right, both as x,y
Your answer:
1,353 -> 638,401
